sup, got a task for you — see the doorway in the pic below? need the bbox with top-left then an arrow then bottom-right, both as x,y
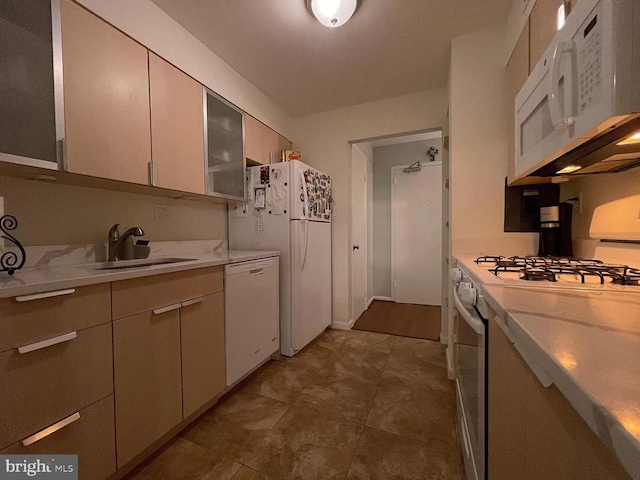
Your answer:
349,131 -> 444,340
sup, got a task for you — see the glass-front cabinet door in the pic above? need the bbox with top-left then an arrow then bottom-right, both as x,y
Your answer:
204,88 -> 245,201
0,0 -> 64,169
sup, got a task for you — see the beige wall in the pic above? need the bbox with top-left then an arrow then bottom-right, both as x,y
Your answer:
372,139 -> 443,298
291,89 -> 448,327
76,0 -> 293,139
449,24 -> 537,256
0,177 -> 226,246
560,168 -> 640,252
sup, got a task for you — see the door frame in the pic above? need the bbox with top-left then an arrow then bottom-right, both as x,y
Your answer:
391,162 -> 442,303
349,144 -> 369,326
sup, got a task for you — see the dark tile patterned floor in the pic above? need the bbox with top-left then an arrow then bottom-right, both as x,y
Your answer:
127,329 -> 464,480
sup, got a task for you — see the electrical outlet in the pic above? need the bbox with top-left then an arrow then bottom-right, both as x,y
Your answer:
235,202 -> 248,218
154,204 -> 170,221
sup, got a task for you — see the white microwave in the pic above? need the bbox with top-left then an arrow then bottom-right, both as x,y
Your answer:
514,0 -> 640,180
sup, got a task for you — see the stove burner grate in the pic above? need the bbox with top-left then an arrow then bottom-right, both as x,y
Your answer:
611,267 -> 640,286
483,256 -> 640,286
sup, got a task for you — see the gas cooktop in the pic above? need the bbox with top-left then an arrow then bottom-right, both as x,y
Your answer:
475,256 -> 640,286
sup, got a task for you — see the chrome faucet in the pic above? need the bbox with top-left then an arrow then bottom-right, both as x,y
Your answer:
108,224 -> 145,261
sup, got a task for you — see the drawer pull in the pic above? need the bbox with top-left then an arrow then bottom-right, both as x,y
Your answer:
249,268 -> 264,275
18,331 -> 77,354
15,289 -> 76,302
22,412 -> 80,447
152,303 -> 182,315
181,297 -> 204,308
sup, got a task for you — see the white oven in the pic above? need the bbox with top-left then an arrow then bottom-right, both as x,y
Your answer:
450,264 -> 486,480
514,0 -> 640,180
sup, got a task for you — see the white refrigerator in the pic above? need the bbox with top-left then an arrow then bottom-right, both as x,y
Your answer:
229,161 -> 332,357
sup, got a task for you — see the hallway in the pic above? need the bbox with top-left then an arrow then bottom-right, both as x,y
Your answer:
127,329 -> 463,480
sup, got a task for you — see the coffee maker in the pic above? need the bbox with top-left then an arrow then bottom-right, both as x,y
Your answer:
538,203 -> 573,257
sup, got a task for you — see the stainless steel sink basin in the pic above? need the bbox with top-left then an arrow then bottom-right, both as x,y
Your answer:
93,257 -> 197,270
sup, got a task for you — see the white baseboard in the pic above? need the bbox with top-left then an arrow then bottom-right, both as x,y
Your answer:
366,296 -> 375,308
332,318 -> 354,331
372,296 -> 393,302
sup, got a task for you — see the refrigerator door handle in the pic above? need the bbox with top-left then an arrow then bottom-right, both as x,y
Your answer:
301,219 -> 309,270
298,166 -> 309,219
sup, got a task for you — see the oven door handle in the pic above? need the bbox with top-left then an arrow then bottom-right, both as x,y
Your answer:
453,287 -> 483,335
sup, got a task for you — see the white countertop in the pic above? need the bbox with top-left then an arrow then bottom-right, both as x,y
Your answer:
0,250 -> 280,299
482,285 -> 640,479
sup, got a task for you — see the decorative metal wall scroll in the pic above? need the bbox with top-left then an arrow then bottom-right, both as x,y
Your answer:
1,215 -> 26,275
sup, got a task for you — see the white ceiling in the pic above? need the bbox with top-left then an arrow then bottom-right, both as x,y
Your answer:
150,0 -> 512,117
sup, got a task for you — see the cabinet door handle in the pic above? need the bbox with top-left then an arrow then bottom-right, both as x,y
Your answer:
15,289 -> 75,302
249,268 -> 264,275
181,296 -> 204,307
148,162 -> 157,186
22,412 -> 80,447
152,303 -> 181,315
18,331 -> 77,354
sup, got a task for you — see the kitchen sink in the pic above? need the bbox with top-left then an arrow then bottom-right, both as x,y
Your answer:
92,257 -> 198,270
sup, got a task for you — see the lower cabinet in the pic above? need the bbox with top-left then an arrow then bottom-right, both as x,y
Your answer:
181,292 -> 226,418
113,309 -> 183,468
0,284 -> 115,480
112,267 -> 226,469
1,268 -> 227,477
2,396 -> 116,480
488,315 -> 631,480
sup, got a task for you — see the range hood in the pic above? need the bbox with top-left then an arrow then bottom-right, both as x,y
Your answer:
530,114 -> 640,179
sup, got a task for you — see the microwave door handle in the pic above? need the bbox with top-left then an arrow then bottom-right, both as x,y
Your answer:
564,43 -> 576,127
549,40 -> 574,130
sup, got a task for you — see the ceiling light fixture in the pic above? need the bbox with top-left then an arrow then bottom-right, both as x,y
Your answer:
306,0 -> 361,28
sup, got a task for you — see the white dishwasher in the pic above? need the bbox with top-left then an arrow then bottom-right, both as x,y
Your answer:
224,256 -> 280,387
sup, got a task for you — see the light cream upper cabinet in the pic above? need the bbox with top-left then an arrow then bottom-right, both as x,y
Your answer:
278,133 -> 293,160
529,0 -> 564,73
181,291 -> 226,418
149,53 -> 205,195
506,20 -> 530,185
245,114 -> 291,165
60,0 -> 151,185
245,114 -> 267,165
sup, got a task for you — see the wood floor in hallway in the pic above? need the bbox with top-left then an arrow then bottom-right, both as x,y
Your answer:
353,300 -> 441,341
125,329 -> 463,480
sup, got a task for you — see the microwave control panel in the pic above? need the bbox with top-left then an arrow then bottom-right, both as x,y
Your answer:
577,10 -> 602,113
